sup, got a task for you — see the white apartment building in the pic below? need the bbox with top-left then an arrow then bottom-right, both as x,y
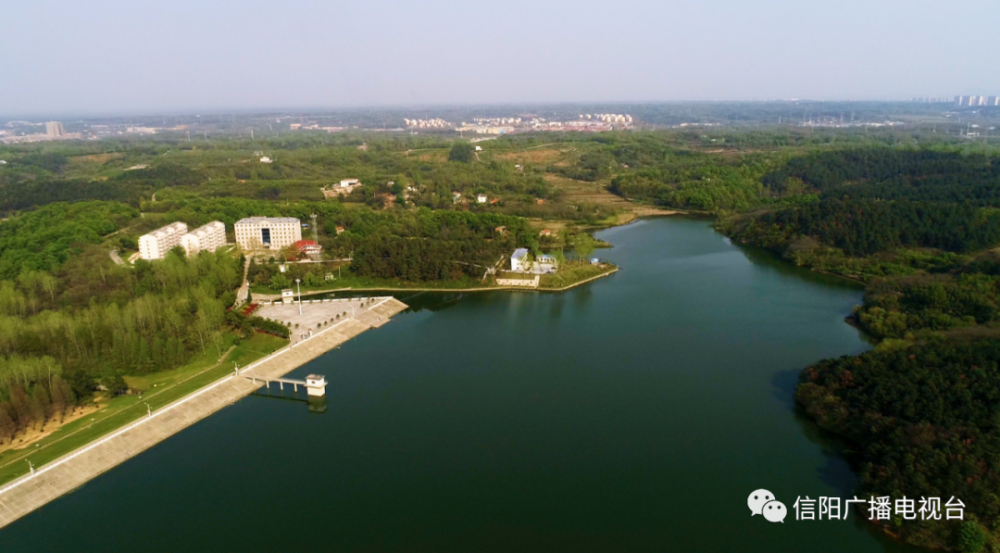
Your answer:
138,222 -> 189,260
181,221 -> 227,256
234,217 -> 302,250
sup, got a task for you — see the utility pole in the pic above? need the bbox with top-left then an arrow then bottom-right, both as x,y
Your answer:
296,279 -> 302,316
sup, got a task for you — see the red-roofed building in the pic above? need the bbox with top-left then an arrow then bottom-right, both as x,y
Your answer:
295,240 -> 323,260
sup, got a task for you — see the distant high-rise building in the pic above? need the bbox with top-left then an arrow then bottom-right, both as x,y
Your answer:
955,95 -> 999,107
138,222 -> 188,260
45,121 -> 65,137
181,221 -> 227,256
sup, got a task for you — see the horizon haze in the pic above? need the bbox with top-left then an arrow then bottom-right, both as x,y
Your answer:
2,0 -> 999,116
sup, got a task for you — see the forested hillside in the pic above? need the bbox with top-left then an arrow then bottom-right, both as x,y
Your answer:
722,148 -> 1000,277
715,146 -> 1000,551
0,203 -> 241,443
798,339 -> 1000,550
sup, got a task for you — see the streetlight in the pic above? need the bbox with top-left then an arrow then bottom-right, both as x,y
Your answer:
144,402 -> 152,418
295,278 -> 302,315
26,460 -> 34,476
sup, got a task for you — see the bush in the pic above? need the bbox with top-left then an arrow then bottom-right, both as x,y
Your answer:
241,315 -> 290,338
448,143 -> 474,163
958,521 -> 987,553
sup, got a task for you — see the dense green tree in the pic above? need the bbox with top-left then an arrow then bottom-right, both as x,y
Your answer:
448,143 -> 475,163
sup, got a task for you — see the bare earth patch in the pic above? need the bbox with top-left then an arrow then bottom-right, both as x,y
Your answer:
413,151 -> 448,162
69,153 -> 124,165
543,174 -> 682,219
497,148 -> 567,164
0,404 -> 103,455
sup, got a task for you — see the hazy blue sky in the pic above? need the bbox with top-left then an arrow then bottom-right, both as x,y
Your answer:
2,0 -> 998,115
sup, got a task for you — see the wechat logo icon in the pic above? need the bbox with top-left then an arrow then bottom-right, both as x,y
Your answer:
748,489 -> 787,523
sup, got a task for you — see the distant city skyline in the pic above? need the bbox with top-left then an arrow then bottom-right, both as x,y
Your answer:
2,0 -> 999,116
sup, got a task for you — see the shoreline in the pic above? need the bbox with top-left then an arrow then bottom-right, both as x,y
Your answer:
0,297 -> 409,530
251,266 -> 620,300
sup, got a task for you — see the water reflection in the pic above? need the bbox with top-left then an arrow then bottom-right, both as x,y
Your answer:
316,290 -> 468,313
307,395 -> 327,414
250,387 -> 327,415
732,241 -> 864,291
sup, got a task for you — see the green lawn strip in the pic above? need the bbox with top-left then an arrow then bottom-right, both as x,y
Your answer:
0,333 -> 287,486
538,263 -> 617,289
228,335 -> 289,368
250,274 -> 487,296
0,343 -> 232,479
247,264 -> 617,296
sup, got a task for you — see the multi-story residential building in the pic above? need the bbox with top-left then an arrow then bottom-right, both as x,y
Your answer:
955,95 -> 999,107
234,217 -> 302,251
138,222 -> 189,260
181,221 -> 227,256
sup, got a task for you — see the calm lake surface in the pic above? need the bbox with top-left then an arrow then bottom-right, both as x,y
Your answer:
0,217 -> 921,552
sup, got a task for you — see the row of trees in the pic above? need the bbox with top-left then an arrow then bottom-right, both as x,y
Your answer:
0,354 -> 76,444
0,254 -> 235,386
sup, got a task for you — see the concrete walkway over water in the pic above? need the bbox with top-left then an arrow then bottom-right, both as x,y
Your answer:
0,297 -> 408,529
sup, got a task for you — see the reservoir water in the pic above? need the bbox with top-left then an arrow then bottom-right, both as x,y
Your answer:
0,217 -> 919,552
